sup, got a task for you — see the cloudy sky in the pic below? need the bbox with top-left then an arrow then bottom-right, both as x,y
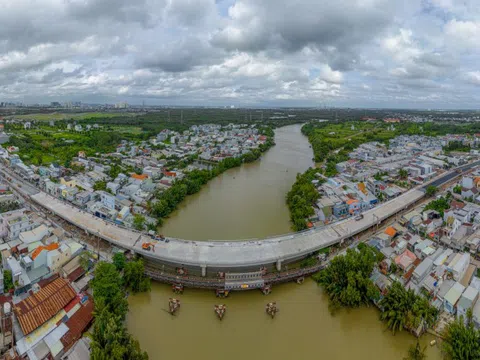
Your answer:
2,0 -> 480,108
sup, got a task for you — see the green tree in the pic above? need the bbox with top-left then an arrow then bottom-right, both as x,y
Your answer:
443,309 -> 480,360
398,169 -> 409,180
91,262 -> 128,318
404,341 -> 427,360
3,270 -> 13,292
453,184 -> 462,194
133,214 -> 146,231
94,181 -> 107,191
425,185 -> 438,197
123,259 -> 151,294
379,282 -> 438,335
89,301 -> 149,360
79,251 -> 94,271
313,245 -> 380,310
112,252 -> 126,272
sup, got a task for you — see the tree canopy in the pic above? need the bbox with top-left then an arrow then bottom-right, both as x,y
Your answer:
442,309 -> 480,360
313,244 -> 380,310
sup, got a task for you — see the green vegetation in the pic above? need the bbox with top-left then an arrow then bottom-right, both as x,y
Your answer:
93,181 -> 107,191
425,185 -> 438,197
112,252 -> 126,272
79,251 -> 94,271
123,259 -> 151,294
313,244 -> 380,311
404,341 -> 427,360
379,282 -> 438,335
89,260 -> 149,359
453,184 -> 462,194
442,309 -> 480,360
444,140 -> 471,153
5,130 -> 122,166
0,200 -> 21,213
3,270 -> 13,292
133,214 -> 146,231
286,168 -> 322,231
399,169 -> 409,180
423,196 -> 450,217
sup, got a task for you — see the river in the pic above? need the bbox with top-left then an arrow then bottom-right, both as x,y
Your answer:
127,125 -> 442,360
160,124 -> 313,240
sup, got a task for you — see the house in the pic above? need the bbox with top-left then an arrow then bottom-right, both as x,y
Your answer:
13,277 -> 76,336
47,243 -> 72,272
18,224 -> 49,244
444,282 -> 466,314
60,177 -> 76,188
457,286 -> 479,320
31,243 -> 59,269
0,210 -> 36,240
450,253 -> 471,281
99,191 -> 116,210
75,190 -> 92,206
394,250 -> 417,272
412,258 -> 434,284
107,182 -> 121,194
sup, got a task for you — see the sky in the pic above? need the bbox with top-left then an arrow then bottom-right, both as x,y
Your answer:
2,0 -> 480,108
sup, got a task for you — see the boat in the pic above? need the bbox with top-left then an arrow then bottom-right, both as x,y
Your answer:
214,304 -> 226,320
261,284 -> 272,295
215,289 -> 230,298
168,298 -> 181,315
265,302 -> 279,318
172,284 -> 184,294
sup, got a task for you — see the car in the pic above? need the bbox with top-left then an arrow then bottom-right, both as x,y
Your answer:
354,214 -> 364,221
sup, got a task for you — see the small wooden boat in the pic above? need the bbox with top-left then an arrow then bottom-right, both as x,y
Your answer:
172,284 -> 184,294
215,304 -> 226,320
216,289 -> 230,298
265,302 -> 279,318
261,284 -> 272,295
168,298 -> 181,315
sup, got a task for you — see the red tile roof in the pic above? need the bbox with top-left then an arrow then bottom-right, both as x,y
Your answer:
14,277 -> 76,335
60,299 -> 94,351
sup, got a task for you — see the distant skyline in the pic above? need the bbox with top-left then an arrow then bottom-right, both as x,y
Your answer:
1,0 -> 480,109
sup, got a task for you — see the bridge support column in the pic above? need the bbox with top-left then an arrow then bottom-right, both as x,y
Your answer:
276,259 -> 282,272
201,265 -> 207,277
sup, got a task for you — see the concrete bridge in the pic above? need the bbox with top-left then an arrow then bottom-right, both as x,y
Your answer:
6,159 -> 480,278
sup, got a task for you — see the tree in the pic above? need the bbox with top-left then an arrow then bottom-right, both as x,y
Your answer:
399,169 -> 409,180
380,282 -> 438,335
3,270 -> 13,292
453,184 -> 462,194
89,300 -> 149,360
91,262 -> 128,318
79,251 -> 94,271
133,214 -> 146,231
404,341 -> 427,360
112,252 -> 126,272
313,245 -> 380,310
425,185 -> 438,197
443,309 -> 480,360
123,259 -> 151,294
94,181 -> 107,191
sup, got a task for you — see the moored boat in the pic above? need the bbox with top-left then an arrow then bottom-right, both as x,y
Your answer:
214,304 -> 226,320
168,298 -> 181,314
265,302 -> 279,318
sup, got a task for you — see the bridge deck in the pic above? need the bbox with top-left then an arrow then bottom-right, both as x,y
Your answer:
31,189 -> 424,268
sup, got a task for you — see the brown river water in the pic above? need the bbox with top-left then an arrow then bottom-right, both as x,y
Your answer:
127,125 -> 442,360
